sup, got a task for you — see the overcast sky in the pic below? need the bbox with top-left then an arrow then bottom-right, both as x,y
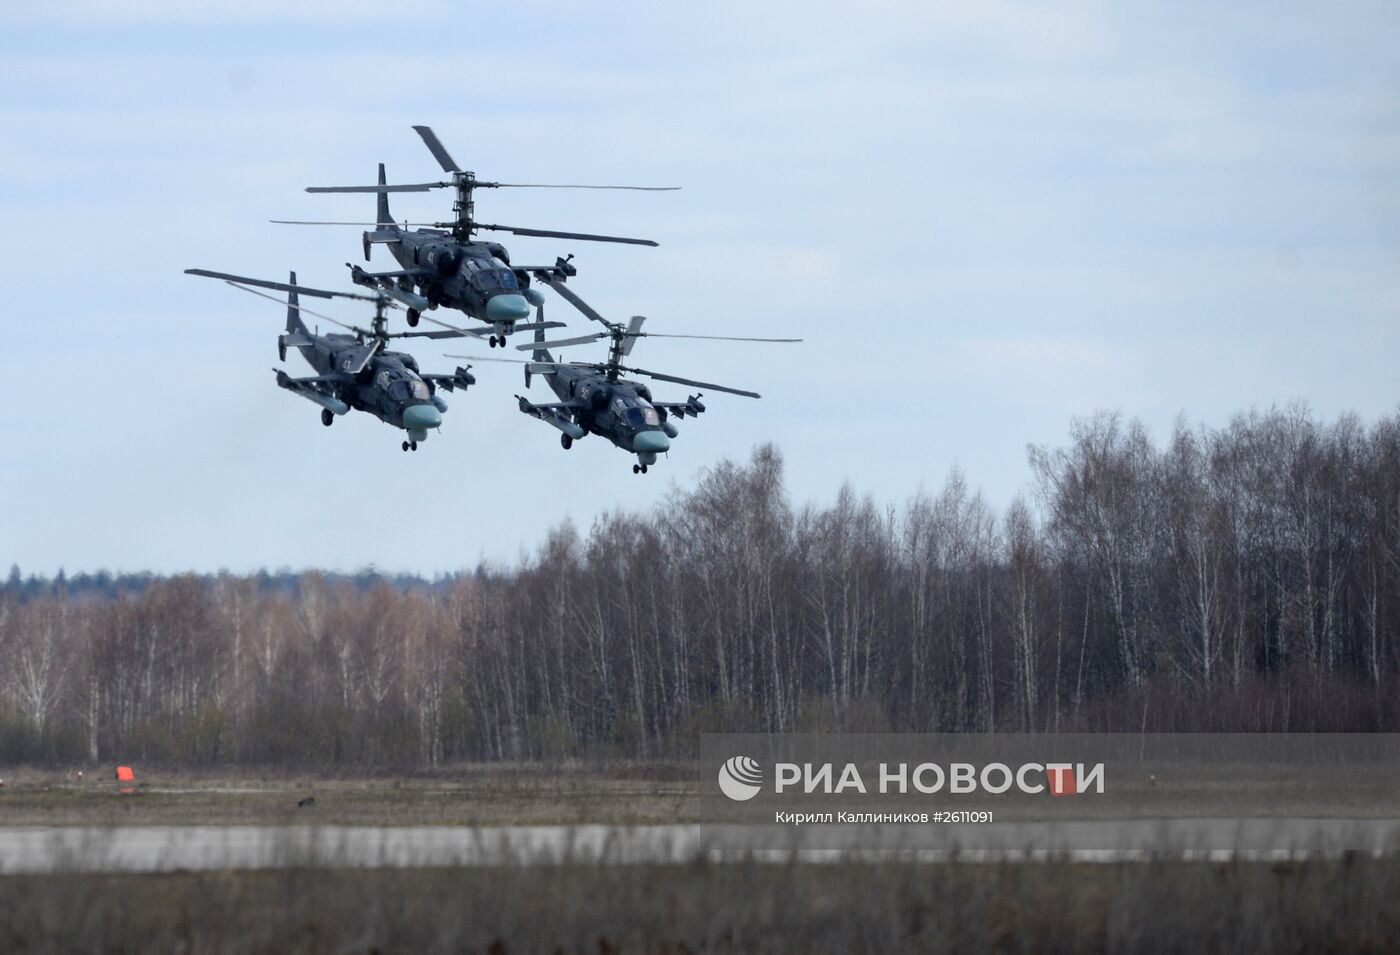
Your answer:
3,2 -> 1398,576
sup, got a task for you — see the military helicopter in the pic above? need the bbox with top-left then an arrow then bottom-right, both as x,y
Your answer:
273,125 -> 678,348
449,274 -> 801,474
185,268 -> 479,451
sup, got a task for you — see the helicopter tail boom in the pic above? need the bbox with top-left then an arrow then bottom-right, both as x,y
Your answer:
361,227 -> 400,262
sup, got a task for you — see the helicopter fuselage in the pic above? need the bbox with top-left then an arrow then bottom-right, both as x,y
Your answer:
538,365 -> 672,462
378,228 -> 536,329
293,333 -> 444,439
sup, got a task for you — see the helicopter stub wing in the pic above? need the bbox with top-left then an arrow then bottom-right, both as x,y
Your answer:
516,395 -> 587,439
346,265 -> 431,310
273,369 -> 351,415
277,372 -> 345,385
653,395 -> 708,419
518,399 -> 583,412
420,367 -> 477,393
355,267 -> 423,280
514,266 -> 573,281
520,256 -> 579,279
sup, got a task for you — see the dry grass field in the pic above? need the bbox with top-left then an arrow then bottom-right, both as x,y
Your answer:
4,759 -> 1396,828
0,763 -> 699,827
2,855 -> 1399,953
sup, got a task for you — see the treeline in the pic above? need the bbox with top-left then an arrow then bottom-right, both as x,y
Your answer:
1,566 -> 449,604
4,404 -> 1400,767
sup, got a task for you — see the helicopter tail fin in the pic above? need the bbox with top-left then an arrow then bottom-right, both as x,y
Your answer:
376,162 -> 392,227
532,303 -> 552,364
361,163 -> 399,261
285,271 -> 310,337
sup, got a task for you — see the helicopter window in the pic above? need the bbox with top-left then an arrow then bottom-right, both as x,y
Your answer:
626,407 -> 660,428
495,269 -> 519,289
386,379 -> 430,402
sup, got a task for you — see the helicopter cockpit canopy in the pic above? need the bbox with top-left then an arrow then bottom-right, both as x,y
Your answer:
463,257 -> 519,292
380,370 -> 431,404
614,395 -> 660,429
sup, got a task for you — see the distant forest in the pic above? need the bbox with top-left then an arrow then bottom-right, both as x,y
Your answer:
4,404 -> 1400,767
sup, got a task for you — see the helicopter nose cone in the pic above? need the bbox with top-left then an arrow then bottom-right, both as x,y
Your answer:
403,404 -> 442,430
486,293 -> 531,323
633,430 -> 670,454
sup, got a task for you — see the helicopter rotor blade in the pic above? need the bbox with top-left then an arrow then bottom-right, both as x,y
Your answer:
412,125 -> 461,173
269,219 -> 438,227
443,354 -> 591,370
517,332 -> 607,351
641,333 -> 804,343
342,338 -> 382,375
220,282 -> 360,333
422,315 -> 567,340
510,319 -> 568,334
185,268 -> 382,302
392,329 -> 475,340
305,182 -> 448,193
620,315 -> 646,356
481,182 -> 680,191
477,223 -> 658,247
442,353 -> 532,364
620,365 -> 761,399
531,274 -> 616,329
515,326 -> 802,352
418,314 -> 493,339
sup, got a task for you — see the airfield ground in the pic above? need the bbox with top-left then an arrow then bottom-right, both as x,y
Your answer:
3,764 -> 1399,951
4,759 -> 1398,828
0,763 -> 698,827
3,855 -> 1400,952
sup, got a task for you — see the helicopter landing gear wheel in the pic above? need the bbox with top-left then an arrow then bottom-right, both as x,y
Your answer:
402,441 -> 410,452
633,464 -> 641,474
489,335 -> 500,348
321,409 -> 334,427
561,434 -> 573,450
411,441 -> 418,451
641,464 -> 649,474
407,308 -> 420,327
